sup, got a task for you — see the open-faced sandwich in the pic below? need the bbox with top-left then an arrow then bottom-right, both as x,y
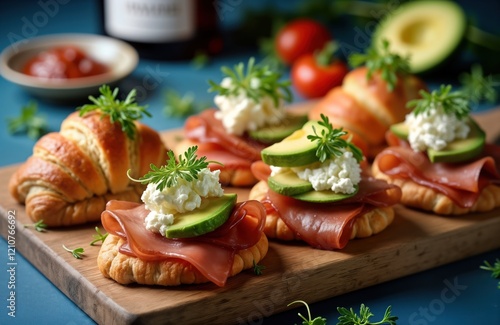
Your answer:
97,146 -> 268,287
9,85 -> 168,227
175,57 -> 307,187
308,40 -> 427,159
249,114 -> 402,250
372,85 -> 500,215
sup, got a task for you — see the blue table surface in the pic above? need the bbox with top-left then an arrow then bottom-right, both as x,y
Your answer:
1,1 -> 499,324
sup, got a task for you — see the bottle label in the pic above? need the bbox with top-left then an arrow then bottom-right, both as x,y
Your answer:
104,0 -> 195,43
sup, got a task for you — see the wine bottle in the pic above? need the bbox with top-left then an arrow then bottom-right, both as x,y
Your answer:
100,0 -> 222,60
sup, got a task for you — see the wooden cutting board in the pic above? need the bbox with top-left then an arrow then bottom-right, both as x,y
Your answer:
1,107 -> 500,325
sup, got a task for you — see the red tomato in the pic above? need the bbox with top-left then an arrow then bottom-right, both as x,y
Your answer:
274,19 -> 331,65
291,54 -> 349,99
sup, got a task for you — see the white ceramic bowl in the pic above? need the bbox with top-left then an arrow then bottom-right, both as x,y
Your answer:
0,33 -> 138,102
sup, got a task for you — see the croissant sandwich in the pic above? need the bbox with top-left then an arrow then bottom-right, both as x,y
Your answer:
309,41 -> 427,159
9,86 -> 168,227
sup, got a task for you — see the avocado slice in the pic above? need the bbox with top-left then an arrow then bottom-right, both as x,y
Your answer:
292,186 -> 358,203
249,114 -> 308,144
372,1 -> 467,74
164,193 -> 237,239
268,170 -> 313,196
261,120 -> 325,167
390,118 -> 486,163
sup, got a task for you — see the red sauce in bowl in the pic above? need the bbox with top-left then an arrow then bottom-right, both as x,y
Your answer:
22,45 -> 109,79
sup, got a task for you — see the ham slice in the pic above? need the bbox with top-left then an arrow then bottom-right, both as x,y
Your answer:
184,109 -> 266,162
101,199 -> 265,287
263,177 -> 401,250
377,133 -> 500,208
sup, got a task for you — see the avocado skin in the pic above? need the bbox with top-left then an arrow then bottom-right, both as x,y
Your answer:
249,114 -> 308,144
164,193 -> 237,239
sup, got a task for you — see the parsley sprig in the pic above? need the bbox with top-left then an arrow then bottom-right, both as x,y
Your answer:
129,146 -> 221,191
407,85 -> 471,119
252,260 -> 266,276
459,64 -> 500,104
7,101 -> 48,140
480,258 -> 500,289
62,244 -> 85,259
337,304 -> 398,325
348,39 -> 410,92
90,226 -> 108,246
24,220 -> 48,232
307,114 -> 364,163
208,57 -> 293,107
78,85 -> 151,139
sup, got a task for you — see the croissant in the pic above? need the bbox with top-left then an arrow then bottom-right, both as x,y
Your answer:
308,67 -> 426,158
9,111 -> 168,227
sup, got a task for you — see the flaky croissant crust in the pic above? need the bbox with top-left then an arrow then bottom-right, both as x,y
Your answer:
248,180 -> 395,242
97,233 -> 268,286
9,111 -> 168,226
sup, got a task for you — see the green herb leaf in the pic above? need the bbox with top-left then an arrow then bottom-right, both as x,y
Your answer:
7,101 -> 48,140
62,244 -> 85,259
480,258 -> 500,289
459,64 -> 500,104
208,57 -> 292,107
24,220 -> 48,232
90,226 -> 108,246
307,114 -> 364,163
337,304 -> 398,325
129,146 -> 221,192
288,300 -> 327,325
348,39 -> 410,92
252,260 -> 266,276
77,85 -> 151,139
191,51 -> 210,69
163,89 -> 199,118
407,84 -> 471,118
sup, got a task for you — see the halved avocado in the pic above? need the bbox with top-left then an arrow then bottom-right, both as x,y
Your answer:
249,113 -> 308,144
261,120 -> 326,167
268,170 -> 313,196
164,193 -> 237,239
373,1 -> 467,74
390,118 -> 486,163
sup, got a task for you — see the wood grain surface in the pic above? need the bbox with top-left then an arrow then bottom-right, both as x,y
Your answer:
1,107 -> 499,325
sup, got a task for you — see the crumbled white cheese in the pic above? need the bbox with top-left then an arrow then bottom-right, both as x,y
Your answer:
213,77 -> 286,136
141,168 -> 224,236
405,106 -> 470,152
273,150 -> 361,194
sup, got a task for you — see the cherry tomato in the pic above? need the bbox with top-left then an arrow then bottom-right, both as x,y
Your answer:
274,19 -> 331,65
291,53 -> 349,99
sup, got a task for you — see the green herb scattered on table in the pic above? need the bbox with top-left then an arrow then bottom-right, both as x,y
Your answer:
77,85 -> 151,140
348,39 -> 410,92
407,84 -> 470,118
252,260 -> 266,276
163,89 -> 200,118
308,114 -> 364,163
480,258 -> 500,288
459,64 -> 500,104
62,244 -> 85,259
24,220 -> 48,232
208,57 -> 292,107
337,304 -> 398,325
7,101 -> 48,140
90,226 -> 108,246
288,300 -> 327,325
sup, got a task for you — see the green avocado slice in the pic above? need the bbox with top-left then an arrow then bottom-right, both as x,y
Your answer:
292,186 -> 359,203
164,193 -> 237,239
268,170 -> 313,196
249,113 -> 308,144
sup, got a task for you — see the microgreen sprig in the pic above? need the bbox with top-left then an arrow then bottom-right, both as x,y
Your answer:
208,57 -> 293,107
62,244 -> 85,259
307,114 -> 364,163
252,260 -> 266,276
77,85 -> 151,139
337,304 -> 398,325
459,64 -> 500,105
90,226 -> 108,246
129,146 -> 221,192
288,300 -> 327,325
407,84 -> 471,119
348,39 -> 410,92
480,258 -> 500,289
7,101 -> 48,140
24,220 -> 48,232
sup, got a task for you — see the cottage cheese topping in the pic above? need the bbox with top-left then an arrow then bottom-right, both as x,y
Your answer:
405,106 -> 470,152
271,149 -> 361,194
214,77 -> 286,135
141,168 -> 224,236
